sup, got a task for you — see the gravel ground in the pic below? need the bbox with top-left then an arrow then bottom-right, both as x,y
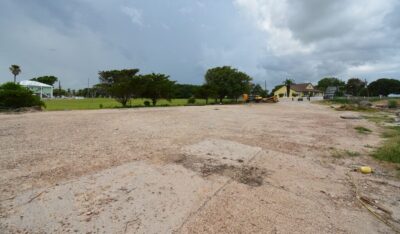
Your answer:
0,102 -> 399,233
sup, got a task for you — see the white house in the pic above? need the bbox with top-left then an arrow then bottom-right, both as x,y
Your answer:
19,80 -> 53,98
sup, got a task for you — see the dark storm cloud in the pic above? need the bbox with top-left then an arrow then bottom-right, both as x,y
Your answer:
0,0 -> 399,88
235,0 -> 399,87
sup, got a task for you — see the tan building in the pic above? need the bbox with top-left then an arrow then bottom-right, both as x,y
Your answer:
274,83 -> 323,98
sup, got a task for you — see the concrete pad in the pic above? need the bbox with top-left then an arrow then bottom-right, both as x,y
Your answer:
182,139 -> 262,166
1,161 -> 226,234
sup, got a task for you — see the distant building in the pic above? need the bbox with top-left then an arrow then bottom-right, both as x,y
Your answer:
274,83 -> 323,98
19,80 -> 53,98
324,86 -> 338,100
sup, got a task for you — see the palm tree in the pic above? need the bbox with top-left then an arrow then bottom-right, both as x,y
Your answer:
283,79 -> 294,98
9,65 -> 21,83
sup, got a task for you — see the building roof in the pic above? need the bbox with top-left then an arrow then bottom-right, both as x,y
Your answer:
19,80 -> 53,88
291,83 -> 321,92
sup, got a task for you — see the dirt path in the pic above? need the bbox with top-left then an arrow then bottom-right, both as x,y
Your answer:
0,102 -> 399,233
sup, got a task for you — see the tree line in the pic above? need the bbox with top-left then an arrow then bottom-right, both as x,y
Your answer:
315,77 -> 400,97
96,66 -> 260,107
5,64 -> 400,108
269,77 -> 400,97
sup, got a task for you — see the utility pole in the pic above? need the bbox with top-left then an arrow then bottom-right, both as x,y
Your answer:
87,78 -> 90,98
58,80 -> 61,98
264,80 -> 267,91
264,80 -> 267,97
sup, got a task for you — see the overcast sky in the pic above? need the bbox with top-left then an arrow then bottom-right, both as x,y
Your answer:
1,0 -> 399,89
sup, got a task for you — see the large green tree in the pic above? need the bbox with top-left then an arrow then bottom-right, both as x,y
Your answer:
98,69 -> 144,107
196,84 -> 216,104
251,84 -> 268,97
9,65 -> 21,83
31,76 -> 58,86
229,71 -> 252,101
205,66 -> 252,103
368,78 -> 400,96
142,73 -> 175,106
346,78 -> 367,96
173,84 -> 200,98
317,77 -> 345,91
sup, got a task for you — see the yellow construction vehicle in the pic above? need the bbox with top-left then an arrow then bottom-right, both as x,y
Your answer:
262,96 -> 279,103
242,94 -> 278,103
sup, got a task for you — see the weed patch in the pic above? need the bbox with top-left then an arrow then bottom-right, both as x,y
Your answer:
331,149 -> 360,158
373,126 -> 400,163
355,126 -> 372,134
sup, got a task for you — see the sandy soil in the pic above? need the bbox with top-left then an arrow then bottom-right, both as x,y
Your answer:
0,102 -> 399,233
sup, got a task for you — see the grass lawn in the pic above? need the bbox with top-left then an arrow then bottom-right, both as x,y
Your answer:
44,98 -> 228,111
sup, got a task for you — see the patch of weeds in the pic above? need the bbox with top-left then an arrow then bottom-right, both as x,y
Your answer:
363,114 -> 395,124
364,144 -> 374,148
331,149 -> 360,158
331,149 -> 343,158
345,150 -> 360,157
382,126 -> 400,138
355,126 -> 372,134
372,126 -> 400,163
388,100 -> 398,109
335,104 -> 376,112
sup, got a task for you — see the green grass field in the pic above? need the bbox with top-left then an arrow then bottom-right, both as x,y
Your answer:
44,98 -> 226,111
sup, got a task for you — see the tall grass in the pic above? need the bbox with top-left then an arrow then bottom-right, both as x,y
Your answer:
373,126 -> 400,163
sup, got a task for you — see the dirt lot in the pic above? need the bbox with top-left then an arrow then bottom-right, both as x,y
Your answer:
1,102 -> 399,233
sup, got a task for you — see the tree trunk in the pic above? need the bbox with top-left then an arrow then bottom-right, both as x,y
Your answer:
14,75 -> 16,84
205,98 -> 208,105
286,85 -> 290,97
121,99 -> 127,107
152,98 -> 157,106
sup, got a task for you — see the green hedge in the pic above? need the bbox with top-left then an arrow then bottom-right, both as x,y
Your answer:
0,82 -> 45,109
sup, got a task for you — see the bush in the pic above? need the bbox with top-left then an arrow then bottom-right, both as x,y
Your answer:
143,100 -> 151,107
187,97 -> 196,104
0,82 -> 44,109
388,100 -> 398,109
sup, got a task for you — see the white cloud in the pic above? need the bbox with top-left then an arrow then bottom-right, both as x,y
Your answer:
234,0 -> 313,55
121,6 -> 143,26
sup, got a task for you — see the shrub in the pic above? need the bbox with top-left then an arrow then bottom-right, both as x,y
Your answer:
0,82 -> 44,109
187,97 -> 196,104
143,100 -> 151,107
388,100 -> 398,109
99,104 -> 103,109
